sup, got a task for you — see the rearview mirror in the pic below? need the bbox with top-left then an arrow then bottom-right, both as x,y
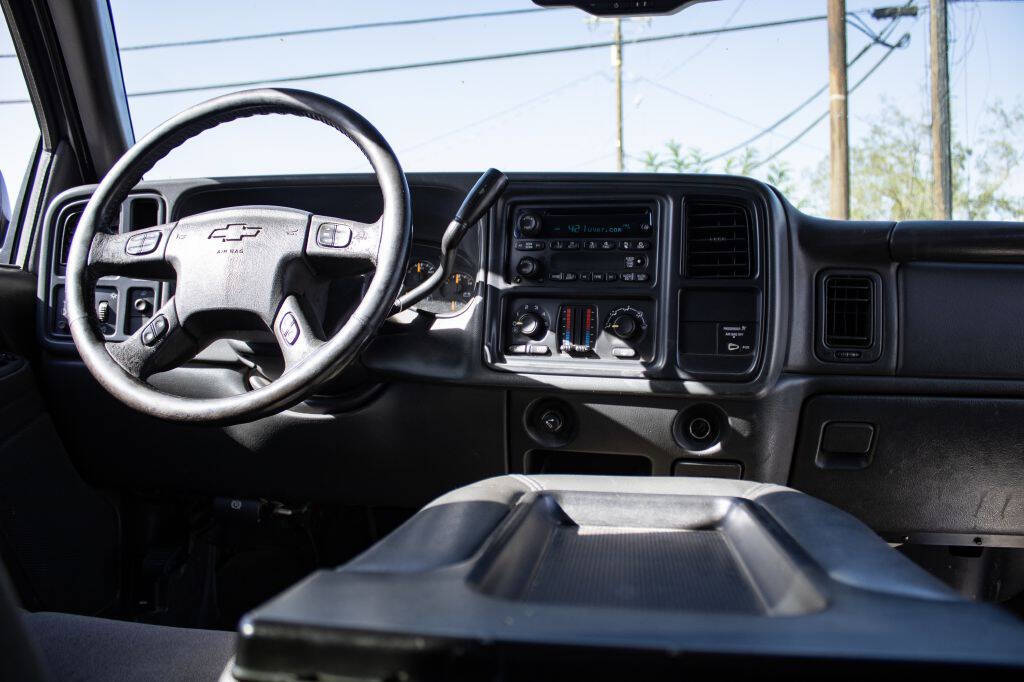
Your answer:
532,0 -> 720,17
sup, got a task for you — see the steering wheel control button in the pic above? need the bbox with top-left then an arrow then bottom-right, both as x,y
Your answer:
279,313 -> 301,345
317,222 -> 352,248
141,315 -> 168,347
125,230 -> 162,256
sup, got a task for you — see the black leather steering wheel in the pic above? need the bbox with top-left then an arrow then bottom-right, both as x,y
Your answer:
65,88 -> 411,425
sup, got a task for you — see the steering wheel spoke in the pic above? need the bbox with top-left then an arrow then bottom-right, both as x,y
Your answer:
304,215 -> 382,277
273,295 -> 327,371
106,297 -> 197,380
88,224 -> 177,279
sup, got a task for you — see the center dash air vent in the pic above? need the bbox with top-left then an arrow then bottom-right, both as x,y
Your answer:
823,275 -> 873,349
685,200 -> 752,279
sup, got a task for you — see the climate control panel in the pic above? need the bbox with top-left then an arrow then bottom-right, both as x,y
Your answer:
504,298 -> 654,363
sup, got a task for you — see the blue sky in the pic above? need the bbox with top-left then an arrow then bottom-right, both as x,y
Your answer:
1,1 -> 1022,210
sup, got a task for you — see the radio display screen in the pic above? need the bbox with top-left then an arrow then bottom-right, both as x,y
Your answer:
539,208 -> 652,238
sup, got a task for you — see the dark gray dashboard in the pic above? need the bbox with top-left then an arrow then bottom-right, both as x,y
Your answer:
32,172 -> 1024,546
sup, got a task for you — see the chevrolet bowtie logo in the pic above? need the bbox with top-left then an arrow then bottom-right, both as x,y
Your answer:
209,224 -> 261,241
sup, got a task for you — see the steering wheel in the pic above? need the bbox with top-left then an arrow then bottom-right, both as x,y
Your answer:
65,88 -> 411,425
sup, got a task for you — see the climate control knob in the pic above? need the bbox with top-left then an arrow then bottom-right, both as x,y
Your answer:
514,311 -> 546,339
606,307 -> 645,341
516,256 -> 542,280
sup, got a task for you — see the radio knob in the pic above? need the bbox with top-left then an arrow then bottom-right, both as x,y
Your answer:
608,311 -> 641,340
516,256 -> 541,280
517,212 -> 542,236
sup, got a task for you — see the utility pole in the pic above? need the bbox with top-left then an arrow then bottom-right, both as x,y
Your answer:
827,0 -> 850,219
613,18 -> 624,172
930,0 -> 953,219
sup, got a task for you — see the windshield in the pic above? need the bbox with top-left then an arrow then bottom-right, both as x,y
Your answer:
16,2 -> 1024,221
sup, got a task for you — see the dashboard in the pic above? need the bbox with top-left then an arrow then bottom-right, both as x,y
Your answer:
32,171 -> 1024,548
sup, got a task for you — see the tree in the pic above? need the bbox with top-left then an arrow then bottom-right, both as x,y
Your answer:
641,141 -> 802,206
808,100 -> 1024,220
643,100 -> 1024,221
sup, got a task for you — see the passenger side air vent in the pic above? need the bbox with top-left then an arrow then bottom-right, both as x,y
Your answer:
823,276 -> 873,348
685,200 -> 752,278
57,209 -> 81,267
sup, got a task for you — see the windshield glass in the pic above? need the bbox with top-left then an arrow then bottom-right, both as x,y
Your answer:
83,2 -> 1024,219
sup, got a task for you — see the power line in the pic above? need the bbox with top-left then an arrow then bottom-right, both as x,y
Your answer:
0,12 -> 836,106
0,7 -> 550,59
749,32 -> 911,171
700,6 -> 911,163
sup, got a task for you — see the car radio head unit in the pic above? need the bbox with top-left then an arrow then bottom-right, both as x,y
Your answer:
507,203 -> 658,286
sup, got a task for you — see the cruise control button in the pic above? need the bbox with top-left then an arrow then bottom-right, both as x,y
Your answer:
317,222 -> 352,248
278,312 -> 300,345
141,315 -> 168,347
125,231 -> 162,256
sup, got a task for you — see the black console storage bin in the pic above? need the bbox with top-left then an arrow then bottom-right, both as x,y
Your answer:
232,476 -> 1024,681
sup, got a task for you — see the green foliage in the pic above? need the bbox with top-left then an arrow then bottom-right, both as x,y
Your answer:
807,100 -> 1024,220
643,100 -> 1024,221
640,141 -> 802,206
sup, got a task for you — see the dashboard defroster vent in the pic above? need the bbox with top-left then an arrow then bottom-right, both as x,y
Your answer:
685,200 -> 752,279
823,276 -> 873,349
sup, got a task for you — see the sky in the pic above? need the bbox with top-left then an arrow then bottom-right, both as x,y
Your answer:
1,0 -> 1022,215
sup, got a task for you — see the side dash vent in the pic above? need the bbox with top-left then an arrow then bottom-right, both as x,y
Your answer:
57,209 -> 82,267
685,200 -> 753,278
823,276 -> 873,348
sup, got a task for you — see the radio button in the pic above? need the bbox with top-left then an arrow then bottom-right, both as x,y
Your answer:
624,255 -> 647,269
635,240 -> 651,250
551,240 -> 566,250
592,272 -> 605,282
549,272 -> 564,281
563,272 -> 578,282
599,240 -> 617,250
605,272 -> 619,282
635,273 -> 650,282
579,272 -> 592,282
621,272 -> 636,282
584,240 -> 599,250
565,240 -> 580,250
620,240 -> 634,250
515,240 -> 544,251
